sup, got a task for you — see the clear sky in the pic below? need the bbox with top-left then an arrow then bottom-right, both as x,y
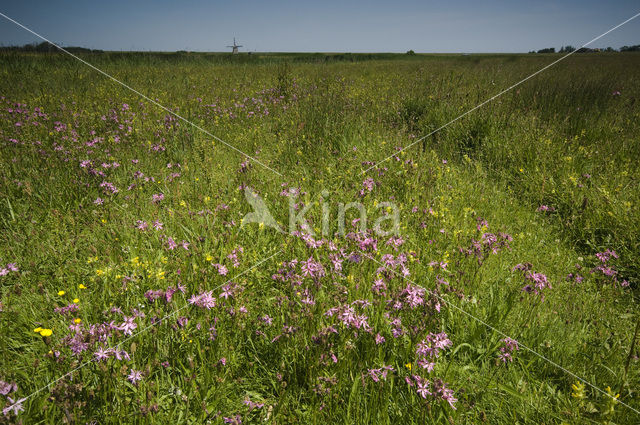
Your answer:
0,1 -> 638,53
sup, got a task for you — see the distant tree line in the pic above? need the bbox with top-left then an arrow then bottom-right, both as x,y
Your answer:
2,41 -> 640,55
529,44 -> 640,54
0,41 -> 103,53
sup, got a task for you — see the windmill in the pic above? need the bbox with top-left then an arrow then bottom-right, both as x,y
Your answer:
227,38 -> 242,54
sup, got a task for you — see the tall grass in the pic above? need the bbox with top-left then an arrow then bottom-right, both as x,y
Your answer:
0,52 -> 638,424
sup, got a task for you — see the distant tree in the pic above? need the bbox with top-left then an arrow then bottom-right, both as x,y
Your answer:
559,45 -> 575,53
604,46 -> 616,52
537,47 -> 555,53
0,41 -> 102,54
620,45 -> 640,52
406,50 -> 415,55
576,47 -> 600,53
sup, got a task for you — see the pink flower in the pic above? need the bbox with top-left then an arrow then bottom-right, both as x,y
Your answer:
416,380 -> 431,399
188,291 -> 216,309
127,369 -> 143,385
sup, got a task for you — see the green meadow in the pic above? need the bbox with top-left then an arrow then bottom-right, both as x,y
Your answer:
0,51 -> 639,424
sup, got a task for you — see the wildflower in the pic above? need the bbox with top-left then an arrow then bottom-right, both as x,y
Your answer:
118,316 -> 138,335
416,332 -> 452,358
416,380 -> 431,399
54,303 -> 79,315
39,329 -> 52,337
74,318 -> 82,324
367,365 -> 394,382
127,369 -> 143,385
498,337 -> 519,363
571,381 -> 586,400
0,381 -> 17,396
603,386 -> 620,416
227,247 -> 243,268
537,205 -> 555,212
243,397 -> 265,411
94,346 -> 111,361
78,284 -> 87,289
73,298 -> 80,303
223,414 -> 242,424
33,327 -> 42,333
188,291 -> 216,309
375,333 -> 385,344
114,349 -> 131,361
214,264 -> 228,276
58,290 -> 65,296
440,385 -> 457,409
301,257 -> 326,279
416,359 -> 435,372
166,237 -> 178,250
2,397 -> 25,416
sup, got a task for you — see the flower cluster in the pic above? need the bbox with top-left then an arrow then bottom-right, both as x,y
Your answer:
498,337 -> 519,363
0,263 -> 18,277
513,263 -> 551,301
591,249 -> 628,287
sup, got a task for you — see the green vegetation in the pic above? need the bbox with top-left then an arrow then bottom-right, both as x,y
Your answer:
0,52 -> 639,424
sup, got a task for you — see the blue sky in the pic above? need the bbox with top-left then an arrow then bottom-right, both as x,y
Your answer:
0,1 -> 638,52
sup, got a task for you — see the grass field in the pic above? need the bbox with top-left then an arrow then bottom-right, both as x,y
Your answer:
1,51 -> 639,424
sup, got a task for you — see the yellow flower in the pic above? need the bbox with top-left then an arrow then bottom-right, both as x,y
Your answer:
33,327 -> 43,333
405,363 -> 412,370
74,318 -> 82,324
78,284 -> 87,289
39,329 -> 53,337
571,381 -> 586,400
73,298 -> 80,304
605,386 -> 619,400
58,290 -> 65,296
